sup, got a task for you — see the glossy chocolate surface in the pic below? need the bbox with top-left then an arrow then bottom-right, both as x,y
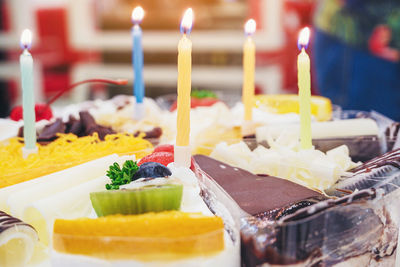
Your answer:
194,155 -> 326,215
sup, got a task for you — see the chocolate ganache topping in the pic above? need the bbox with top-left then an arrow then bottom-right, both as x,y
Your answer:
193,155 -> 327,216
0,211 -> 35,234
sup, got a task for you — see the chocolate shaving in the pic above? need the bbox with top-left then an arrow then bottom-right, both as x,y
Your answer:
17,109 -> 161,144
134,127 -> 163,139
37,119 -> 66,141
0,211 -> 36,234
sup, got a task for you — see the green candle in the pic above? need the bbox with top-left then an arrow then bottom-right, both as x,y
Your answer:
297,27 -> 312,150
20,29 -> 37,152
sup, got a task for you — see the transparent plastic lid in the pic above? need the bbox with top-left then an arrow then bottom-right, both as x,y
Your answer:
240,187 -> 398,266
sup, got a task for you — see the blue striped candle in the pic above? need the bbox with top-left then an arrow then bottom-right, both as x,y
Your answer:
131,7 -> 145,119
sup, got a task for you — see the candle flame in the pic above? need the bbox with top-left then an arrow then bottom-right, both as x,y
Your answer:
131,6 -> 145,24
244,19 -> 256,36
20,29 -> 32,50
180,8 -> 193,34
298,27 -> 310,50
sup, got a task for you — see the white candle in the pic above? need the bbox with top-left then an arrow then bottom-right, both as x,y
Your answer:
20,29 -> 37,156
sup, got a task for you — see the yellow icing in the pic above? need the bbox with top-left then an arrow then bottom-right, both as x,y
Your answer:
0,133 -> 153,188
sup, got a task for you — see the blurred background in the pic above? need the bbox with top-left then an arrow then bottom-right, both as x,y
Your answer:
0,0 -> 317,118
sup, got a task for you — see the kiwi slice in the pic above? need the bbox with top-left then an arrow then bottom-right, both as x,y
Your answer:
90,183 -> 183,217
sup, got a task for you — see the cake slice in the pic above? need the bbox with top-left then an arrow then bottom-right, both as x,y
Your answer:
193,154 -> 400,266
193,155 -> 327,217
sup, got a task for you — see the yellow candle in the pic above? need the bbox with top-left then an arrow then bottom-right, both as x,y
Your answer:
176,8 -> 193,147
297,27 -> 312,149
242,19 -> 256,122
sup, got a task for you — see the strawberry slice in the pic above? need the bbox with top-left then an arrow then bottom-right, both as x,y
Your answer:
140,148 -> 196,170
192,97 -> 219,108
153,144 -> 174,153
139,152 -> 174,167
170,97 -> 219,111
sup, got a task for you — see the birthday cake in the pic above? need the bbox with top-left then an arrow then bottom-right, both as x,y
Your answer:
3,6 -> 400,267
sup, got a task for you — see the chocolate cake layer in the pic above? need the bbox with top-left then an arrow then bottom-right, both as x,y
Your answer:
193,155 -> 327,215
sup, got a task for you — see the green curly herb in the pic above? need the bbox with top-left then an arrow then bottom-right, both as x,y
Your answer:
105,160 -> 139,190
191,89 -> 217,99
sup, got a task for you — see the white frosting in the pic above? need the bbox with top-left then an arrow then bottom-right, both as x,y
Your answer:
0,119 -> 21,141
56,98 -> 304,147
256,118 -> 379,142
210,140 -> 359,191
230,102 -> 301,127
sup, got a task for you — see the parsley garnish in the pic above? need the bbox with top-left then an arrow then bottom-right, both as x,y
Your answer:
191,89 -> 217,99
105,160 -> 139,190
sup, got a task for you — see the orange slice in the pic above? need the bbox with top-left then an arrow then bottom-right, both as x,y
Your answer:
53,211 -> 224,261
254,94 -> 332,121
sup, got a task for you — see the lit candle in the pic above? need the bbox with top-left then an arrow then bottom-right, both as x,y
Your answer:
20,29 -> 37,157
242,19 -> 256,136
174,8 -> 193,168
131,6 -> 145,120
297,27 -> 312,149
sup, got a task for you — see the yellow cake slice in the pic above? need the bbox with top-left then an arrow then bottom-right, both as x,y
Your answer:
0,133 -> 152,188
53,211 -> 224,261
254,94 -> 332,121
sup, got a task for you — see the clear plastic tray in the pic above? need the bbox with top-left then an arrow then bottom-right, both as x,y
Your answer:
192,154 -> 400,266
240,187 -> 398,266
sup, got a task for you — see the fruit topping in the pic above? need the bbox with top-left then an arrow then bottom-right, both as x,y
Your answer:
170,90 -> 220,111
53,211 -> 224,260
141,145 -> 196,169
153,144 -> 174,153
254,94 -> 332,121
139,152 -> 174,167
90,184 -> 183,216
106,160 -> 139,190
132,162 -> 172,180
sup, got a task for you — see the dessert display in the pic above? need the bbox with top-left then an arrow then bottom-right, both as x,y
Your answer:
5,7 -> 400,267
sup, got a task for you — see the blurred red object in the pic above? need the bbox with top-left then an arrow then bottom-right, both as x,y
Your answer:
35,8 -> 100,98
10,103 -> 53,122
